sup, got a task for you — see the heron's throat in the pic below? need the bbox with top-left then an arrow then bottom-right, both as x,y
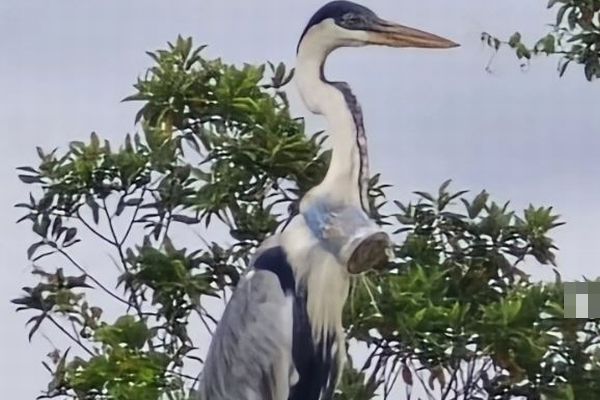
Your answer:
296,44 -> 370,212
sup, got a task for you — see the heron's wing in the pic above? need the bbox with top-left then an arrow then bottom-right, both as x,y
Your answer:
199,251 -> 295,400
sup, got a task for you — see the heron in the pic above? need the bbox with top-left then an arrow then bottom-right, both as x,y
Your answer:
198,2 -> 458,399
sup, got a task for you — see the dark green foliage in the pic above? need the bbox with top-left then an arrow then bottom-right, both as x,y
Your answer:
482,0 -> 600,81
13,37 -> 600,399
347,184 -> 600,399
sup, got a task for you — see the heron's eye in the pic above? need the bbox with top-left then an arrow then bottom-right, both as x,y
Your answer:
341,13 -> 365,27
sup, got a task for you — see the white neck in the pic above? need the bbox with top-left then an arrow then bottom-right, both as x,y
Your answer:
295,22 -> 369,210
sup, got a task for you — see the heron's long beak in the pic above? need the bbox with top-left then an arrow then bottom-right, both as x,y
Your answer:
368,18 -> 459,49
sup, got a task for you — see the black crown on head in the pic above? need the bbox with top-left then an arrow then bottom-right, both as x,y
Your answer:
297,1 -> 378,52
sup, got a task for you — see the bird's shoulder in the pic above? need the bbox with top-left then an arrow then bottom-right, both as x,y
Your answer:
220,241 -> 296,325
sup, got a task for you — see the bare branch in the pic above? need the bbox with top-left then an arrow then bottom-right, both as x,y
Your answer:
56,247 -> 129,306
48,315 -> 94,357
75,210 -> 116,246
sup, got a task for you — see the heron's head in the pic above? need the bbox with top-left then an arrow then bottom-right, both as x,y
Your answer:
297,1 -> 458,54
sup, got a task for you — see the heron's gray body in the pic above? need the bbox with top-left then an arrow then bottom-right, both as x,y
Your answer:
199,266 -> 294,400
198,212 -> 366,400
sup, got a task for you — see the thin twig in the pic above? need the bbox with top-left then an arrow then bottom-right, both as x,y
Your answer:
195,308 -> 215,336
75,210 -> 116,246
56,247 -> 129,305
102,200 -> 125,255
167,369 -> 198,381
383,355 -> 401,399
70,318 -> 82,342
462,357 -> 477,399
361,275 -> 382,316
160,211 -> 173,243
360,343 -> 380,372
442,363 -> 460,400
457,360 -> 467,396
101,199 -> 154,350
386,363 -> 401,399
408,359 -> 436,400
120,188 -> 146,246
48,315 -> 94,357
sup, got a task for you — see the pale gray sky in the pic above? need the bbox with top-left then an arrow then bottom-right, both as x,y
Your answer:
1,1 -> 598,398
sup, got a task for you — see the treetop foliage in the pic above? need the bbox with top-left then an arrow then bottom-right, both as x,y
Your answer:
13,35 -> 600,400
483,0 -> 600,80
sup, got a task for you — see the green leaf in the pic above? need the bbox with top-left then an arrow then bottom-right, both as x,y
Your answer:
555,4 -> 570,26
27,314 -> 45,341
516,43 -> 531,60
16,166 -> 39,174
542,34 -> 555,54
469,190 -> 488,218
86,196 -> 100,224
413,191 -> 435,202
438,179 -> 452,196
401,366 -> 413,386
508,32 -> 522,47
18,174 -> 43,184
558,59 -> 571,77
172,214 -> 200,224
64,228 -> 77,243
27,241 -> 45,260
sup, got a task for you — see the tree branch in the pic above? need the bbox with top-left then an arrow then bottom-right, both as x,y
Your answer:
101,198 -> 153,349
56,247 -> 129,306
48,315 -> 94,357
75,210 -> 116,246
120,188 -> 146,246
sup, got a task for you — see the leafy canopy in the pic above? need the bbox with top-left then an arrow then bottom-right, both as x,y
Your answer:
13,36 -> 600,400
483,0 -> 600,81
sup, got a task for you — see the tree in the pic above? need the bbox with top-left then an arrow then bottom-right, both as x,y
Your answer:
13,37 -> 600,400
482,0 -> 600,81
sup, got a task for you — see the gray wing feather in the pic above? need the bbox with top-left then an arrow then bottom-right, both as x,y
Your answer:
198,268 -> 294,400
